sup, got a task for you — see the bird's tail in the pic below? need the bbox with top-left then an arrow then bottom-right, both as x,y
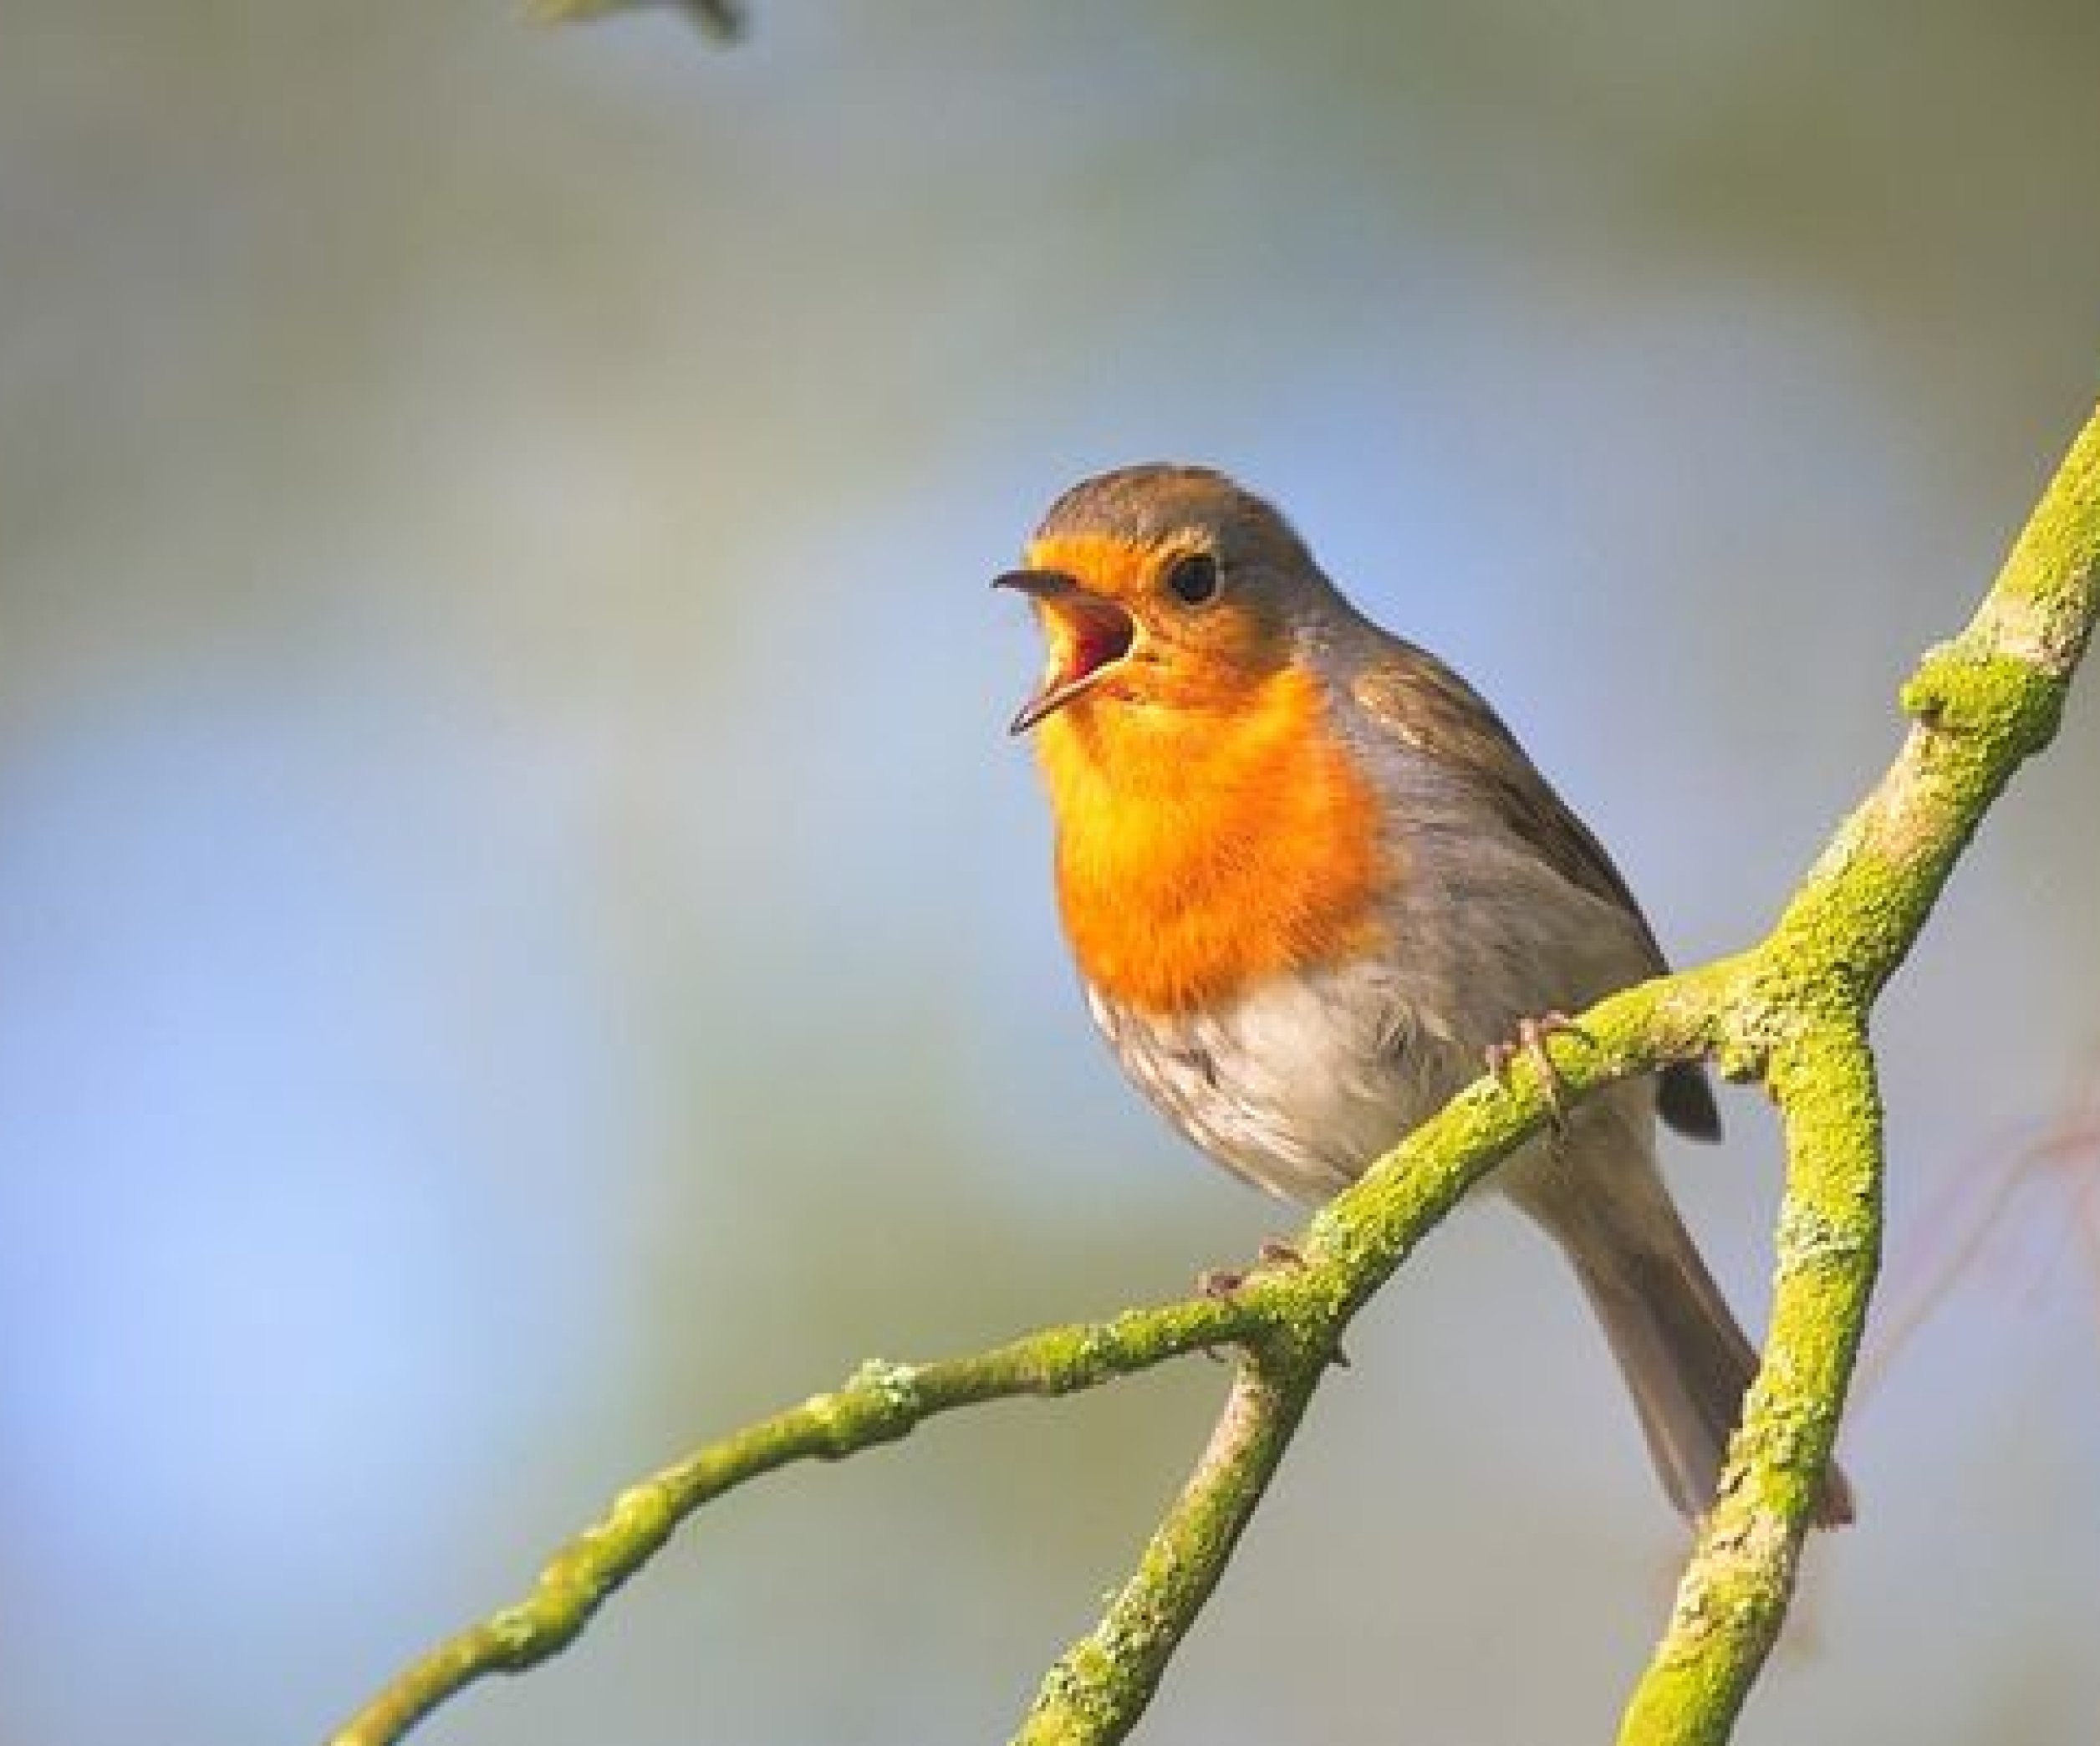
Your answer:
1558,1185 -> 1855,1529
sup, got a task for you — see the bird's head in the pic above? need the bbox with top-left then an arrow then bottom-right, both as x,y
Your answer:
996,464 -> 1340,736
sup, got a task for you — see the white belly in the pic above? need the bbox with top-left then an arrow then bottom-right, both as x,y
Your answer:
1086,960 -> 1477,1204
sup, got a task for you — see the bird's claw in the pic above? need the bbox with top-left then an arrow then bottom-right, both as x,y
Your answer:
1195,1243 -> 1349,1367
1486,1010 -> 1579,1131
1195,1240 -> 1305,1300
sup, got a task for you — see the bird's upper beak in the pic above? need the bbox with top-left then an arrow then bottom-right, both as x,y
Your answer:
993,568 -> 1137,734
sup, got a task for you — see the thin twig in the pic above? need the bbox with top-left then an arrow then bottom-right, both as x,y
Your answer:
1012,1348 -> 1328,1743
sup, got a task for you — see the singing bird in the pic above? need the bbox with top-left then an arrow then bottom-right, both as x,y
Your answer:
998,464 -> 1850,1527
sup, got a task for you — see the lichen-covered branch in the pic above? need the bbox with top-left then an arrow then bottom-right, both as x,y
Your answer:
328,1297 -> 1262,1746
329,967 -> 1710,1746
1616,398 -> 2100,1744
1616,1023 -> 1881,1746
1013,1350 -> 1326,1744
329,400 -> 2099,1746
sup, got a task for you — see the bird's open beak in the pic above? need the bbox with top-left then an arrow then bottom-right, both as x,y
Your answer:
993,568 -> 1137,734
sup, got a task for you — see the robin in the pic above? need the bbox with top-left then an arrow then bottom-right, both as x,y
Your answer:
997,463 -> 1852,1527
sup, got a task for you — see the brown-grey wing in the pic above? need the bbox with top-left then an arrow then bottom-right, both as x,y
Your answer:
1351,636 -> 1722,1141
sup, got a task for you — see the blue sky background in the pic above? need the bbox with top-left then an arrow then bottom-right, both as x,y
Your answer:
3,6 -> 2099,1743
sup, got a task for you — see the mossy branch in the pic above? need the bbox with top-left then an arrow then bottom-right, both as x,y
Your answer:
328,400 -> 2099,1746
1613,399 -> 2099,1743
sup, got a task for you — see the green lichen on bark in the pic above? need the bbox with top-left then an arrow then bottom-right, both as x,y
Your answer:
1616,399 -> 2099,1744
1014,1356 -> 1322,1745
1617,1025 -> 1881,1746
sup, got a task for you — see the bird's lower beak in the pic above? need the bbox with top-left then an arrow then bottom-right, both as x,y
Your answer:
993,569 -> 1137,734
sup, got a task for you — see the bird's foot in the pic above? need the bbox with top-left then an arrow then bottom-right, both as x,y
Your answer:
1195,1243 -> 1347,1366
1486,1010 -> 1579,1131
1195,1240 -> 1303,1299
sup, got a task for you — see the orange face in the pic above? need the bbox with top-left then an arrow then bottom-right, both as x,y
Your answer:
1000,529 -> 1389,1017
997,531 -> 1290,735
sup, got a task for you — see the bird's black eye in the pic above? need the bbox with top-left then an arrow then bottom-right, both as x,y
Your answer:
1163,551 -> 1221,605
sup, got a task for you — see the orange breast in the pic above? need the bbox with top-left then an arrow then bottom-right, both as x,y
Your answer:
1037,664 -> 1389,1016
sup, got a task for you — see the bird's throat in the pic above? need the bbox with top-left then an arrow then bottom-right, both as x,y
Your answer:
1037,665 -> 1389,1016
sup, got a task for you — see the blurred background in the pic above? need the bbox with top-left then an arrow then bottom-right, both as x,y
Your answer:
3,4 -> 2098,1743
